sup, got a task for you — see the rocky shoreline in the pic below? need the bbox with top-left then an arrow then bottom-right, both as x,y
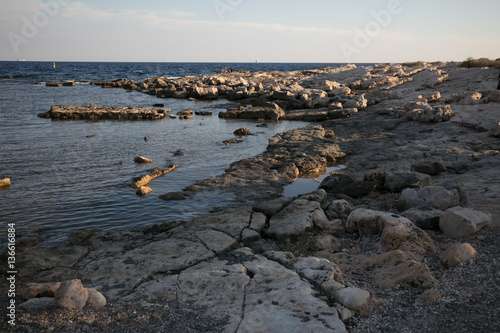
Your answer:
3,62 -> 500,332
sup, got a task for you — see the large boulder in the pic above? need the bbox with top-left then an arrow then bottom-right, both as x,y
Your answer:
192,86 -> 218,100
54,279 -> 88,310
346,209 -> 435,255
440,243 -> 478,268
384,170 -> 432,192
439,207 -> 492,237
402,208 -> 442,229
397,186 -> 460,212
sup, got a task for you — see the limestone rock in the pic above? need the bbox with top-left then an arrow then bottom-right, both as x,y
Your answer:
22,282 -> 61,300
344,94 -> 367,109
402,208 -> 442,229
234,128 -> 251,136
489,122 -> 500,138
193,86 -> 218,100
441,243 -> 478,268
416,289 -> 441,304
249,212 -> 267,233
240,253 -> 347,333
320,173 -> 376,198
328,102 -> 343,110
134,156 -> 153,164
328,108 -> 358,119
241,228 -> 261,246
195,229 -> 238,255
136,186 -> 153,197
0,178 -> 10,187
54,279 -> 89,310
294,257 -> 342,284
384,170 -> 432,192
334,287 -> 370,311
346,209 -> 435,255
439,207 -> 492,237
397,186 -> 460,212
263,251 -> 295,267
86,288 -> 107,309
265,198 -> 327,239
19,297 -> 57,311
325,200 -> 355,221
411,156 -> 447,175
322,280 -> 345,296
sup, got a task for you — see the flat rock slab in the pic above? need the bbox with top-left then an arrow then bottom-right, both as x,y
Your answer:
38,105 -> 170,120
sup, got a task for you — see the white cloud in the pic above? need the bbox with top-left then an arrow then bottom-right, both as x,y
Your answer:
168,10 -> 197,18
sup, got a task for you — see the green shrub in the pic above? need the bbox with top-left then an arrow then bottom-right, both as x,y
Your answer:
404,61 -> 424,67
459,57 -> 500,68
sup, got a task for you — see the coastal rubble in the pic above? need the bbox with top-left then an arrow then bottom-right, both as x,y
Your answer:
38,105 -> 170,120
11,62 -> 500,332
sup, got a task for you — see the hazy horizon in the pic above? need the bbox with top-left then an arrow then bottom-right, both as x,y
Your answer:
1,0 -> 499,63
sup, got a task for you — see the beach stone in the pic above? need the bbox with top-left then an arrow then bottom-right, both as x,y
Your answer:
397,186 -> 460,212
265,198 -> 326,240
416,290 -> 441,304
328,102 -> 343,110
294,257 -> 342,284
337,306 -> 356,321
346,209 -> 435,255
134,156 -> 153,163
384,170 -> 432,192
325,200 -> 355,220
19,298 -> 57,311
334,287 -> 370,311
85,288 -> 107,309
438,179 -> 468,206
489,122 -> 500,137
344,94 -> 367,109
322,280 -> 345,296
234,128 -> 251,136
136,186 -> 153,197
439,207 -> 492,237
0,178 -> 10,187
402,208 -> 442,229
441,243 -> 478,268
411,156 -> 447,175
159,191 -> 187,201
54,279 -> 89,310
21,282 -> 61,300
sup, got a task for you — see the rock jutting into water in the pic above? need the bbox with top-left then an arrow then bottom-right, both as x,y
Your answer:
13,62 -> 500,332
38,105 -> 171,121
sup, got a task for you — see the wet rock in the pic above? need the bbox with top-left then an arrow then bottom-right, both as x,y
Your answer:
86,288 -> 107,309
439,207 -> 492,237
159,191 -> 187,201
397,186 -> 460,212
234,128 -> 251,136
0,178 -> 11,187
441,243 -> 478,268
54,279 -> 89,310
411,156 -> 447,175
177,109 -> 194,116
195,110 -> 213,116
131,165 -> 179,189
328,102 -> 343,110
223,138 -> 241,145
134,156 -> 153,164
136,186 -> 153,197
384,170 -> 432,192
38,105 -> 168,120
401,208 -> 442,229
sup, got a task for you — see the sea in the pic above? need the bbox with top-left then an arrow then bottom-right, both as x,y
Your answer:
0,61 -> 353,245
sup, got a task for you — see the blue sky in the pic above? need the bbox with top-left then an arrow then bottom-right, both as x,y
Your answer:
1,0 -> 499,62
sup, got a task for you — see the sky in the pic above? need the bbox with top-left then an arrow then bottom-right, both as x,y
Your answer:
1,0 -> 499,63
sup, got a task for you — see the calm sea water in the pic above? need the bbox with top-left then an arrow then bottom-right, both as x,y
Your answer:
0,61 -> 351,242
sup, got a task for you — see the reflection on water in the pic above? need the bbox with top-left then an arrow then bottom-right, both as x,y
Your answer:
283,166 -> 346,197
0,81 -> 312,239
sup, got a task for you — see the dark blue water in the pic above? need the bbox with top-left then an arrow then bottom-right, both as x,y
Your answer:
0,61 -> 349,242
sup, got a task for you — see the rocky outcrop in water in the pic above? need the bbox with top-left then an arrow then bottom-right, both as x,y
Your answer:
38,105 -> 170,121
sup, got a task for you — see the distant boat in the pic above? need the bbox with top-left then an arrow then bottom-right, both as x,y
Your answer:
17,59 -> 25,61
255,58 -> 260,63
53,62 -> 56,69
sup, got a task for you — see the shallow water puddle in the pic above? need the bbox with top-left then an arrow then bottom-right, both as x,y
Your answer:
283,165 -> 346,197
